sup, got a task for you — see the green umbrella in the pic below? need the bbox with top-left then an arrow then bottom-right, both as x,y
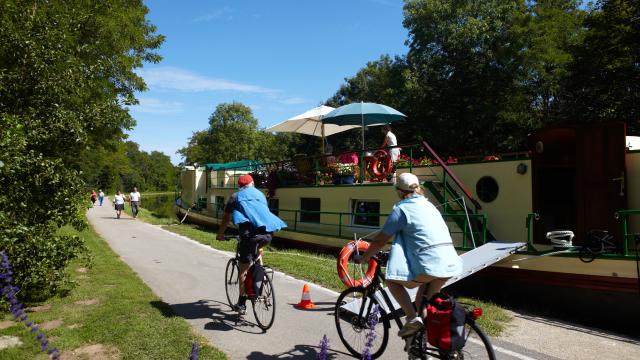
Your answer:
321,102 -> 406,150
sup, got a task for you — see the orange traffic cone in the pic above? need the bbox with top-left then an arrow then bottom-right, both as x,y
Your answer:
295,283 -> 316,309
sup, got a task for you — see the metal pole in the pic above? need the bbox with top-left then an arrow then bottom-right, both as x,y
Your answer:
361,101 -> 365,151
321,123 -> 326,155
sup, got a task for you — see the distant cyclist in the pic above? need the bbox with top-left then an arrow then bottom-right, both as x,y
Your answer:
216,174 -> 287,315
356,173 -> 463,338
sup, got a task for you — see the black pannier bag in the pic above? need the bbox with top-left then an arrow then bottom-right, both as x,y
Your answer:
251,263 -> 266,296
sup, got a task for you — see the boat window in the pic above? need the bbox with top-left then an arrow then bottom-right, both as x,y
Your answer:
351,200 -> 380,227
268,198 -> 279,216
476,176 -> 499,203
300,198 -> 320,223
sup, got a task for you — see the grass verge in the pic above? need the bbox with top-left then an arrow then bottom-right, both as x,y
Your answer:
163,223 -> 510,336
0,225 -> 226,360
123,205 -> 179,226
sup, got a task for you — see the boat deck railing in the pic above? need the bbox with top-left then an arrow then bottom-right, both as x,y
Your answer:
200,203 -> 488,250
616,210 -> 640,256
206,143 -> 528,213
526,210 -> 640,258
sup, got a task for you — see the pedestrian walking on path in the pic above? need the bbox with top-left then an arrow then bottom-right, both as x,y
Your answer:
113,190 -> 126,219
90,190 -> 97,207
129,187 -> 141,219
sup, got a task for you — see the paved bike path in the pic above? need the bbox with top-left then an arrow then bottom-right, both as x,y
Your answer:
87,200 -> 410,359
87,200 -> 639,359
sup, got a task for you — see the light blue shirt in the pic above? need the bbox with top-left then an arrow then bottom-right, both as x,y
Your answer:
383,194 -> 463,280
230,186 -> 287,232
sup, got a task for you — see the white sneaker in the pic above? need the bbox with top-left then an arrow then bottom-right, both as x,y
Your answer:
398,317 -> 424,337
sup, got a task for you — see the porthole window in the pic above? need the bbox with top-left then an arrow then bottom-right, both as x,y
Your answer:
476,176 -> 499,203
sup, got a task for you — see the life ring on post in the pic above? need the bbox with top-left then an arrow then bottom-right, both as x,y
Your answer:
367,150 -> 393,181
337,241 -> 378,288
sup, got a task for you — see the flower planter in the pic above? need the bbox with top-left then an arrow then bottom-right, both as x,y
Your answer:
333,175 -> 355,185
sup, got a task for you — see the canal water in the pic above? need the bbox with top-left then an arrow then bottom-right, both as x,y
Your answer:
141,193 -> 175,219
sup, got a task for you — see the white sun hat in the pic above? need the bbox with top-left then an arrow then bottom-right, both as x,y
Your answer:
395,173 -> 420,191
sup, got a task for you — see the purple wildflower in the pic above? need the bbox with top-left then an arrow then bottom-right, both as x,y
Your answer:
188,341 -> 199,360
1,252 -> 60,359
362,304 -> 380,360
316,334 -> 330,360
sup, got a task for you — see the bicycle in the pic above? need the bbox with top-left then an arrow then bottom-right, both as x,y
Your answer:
224,235 -> 276,330
334,251 -> 496,359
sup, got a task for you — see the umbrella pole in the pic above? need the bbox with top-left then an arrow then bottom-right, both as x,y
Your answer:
361,102 -> 365,151
321,123 -> 326,154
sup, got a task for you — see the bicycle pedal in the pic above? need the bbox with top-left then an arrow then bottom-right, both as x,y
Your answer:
403,334 -> 417,352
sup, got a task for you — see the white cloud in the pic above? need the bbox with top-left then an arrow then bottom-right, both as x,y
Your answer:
130,97 -> 184,114
192,6 -> 233,22
369,0 -> 402,8
138,67 -> 279,94
279,97 -> 306,105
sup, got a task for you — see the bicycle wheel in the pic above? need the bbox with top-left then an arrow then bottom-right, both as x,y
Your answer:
224,259 -> 240,308
415,320 -> 495,360
252,275 -> 276,330
334,287 -> 389,359
451,320 -> 496,360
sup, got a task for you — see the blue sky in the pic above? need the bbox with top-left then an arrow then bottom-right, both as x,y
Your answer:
128,0 -> 409,164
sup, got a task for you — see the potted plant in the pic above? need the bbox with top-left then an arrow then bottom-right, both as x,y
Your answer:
329,163 -> 358,184
276,167 -> 298,186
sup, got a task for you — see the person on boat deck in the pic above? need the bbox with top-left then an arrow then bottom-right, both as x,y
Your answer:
324,141 -> 336,165
216,174 -> 287,315
355,173 -> 463,338
381,124 -> 401,161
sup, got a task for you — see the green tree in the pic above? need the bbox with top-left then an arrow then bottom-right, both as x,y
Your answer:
515,0 -> 585,125
562,0 -> 639,133
388,0 -> 529,154
325,55 -> 413,151
0,0 -> 163,300
179,102 -> 301,165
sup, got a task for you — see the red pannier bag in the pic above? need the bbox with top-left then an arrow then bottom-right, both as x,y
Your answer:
426,293 -> 466,351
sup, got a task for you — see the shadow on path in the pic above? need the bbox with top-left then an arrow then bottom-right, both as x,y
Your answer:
151,299 -> 266,334
284,301 -> 335,313
247,344 -> 350,359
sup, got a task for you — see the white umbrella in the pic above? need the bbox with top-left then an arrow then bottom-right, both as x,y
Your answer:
265,105 -> 359,153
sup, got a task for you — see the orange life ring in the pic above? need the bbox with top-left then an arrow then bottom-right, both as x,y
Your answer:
337,241 -> 378,288
367,150 -> 393,180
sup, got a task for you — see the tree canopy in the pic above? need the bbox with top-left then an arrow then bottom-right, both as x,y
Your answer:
0,0 -> 164,300
179,102 -> 305,165
325,0 -> 638,156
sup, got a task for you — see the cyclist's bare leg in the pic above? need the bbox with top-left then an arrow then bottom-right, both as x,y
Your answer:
386,280 -> 419,321
238,261 -> 250,297
415,283 -> 428,318
424,277 -> 447,300
256,248 -> 264,265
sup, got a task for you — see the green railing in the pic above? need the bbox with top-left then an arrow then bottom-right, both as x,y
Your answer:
273,208 -> 487,249
180,201 -> 488,249
615,209 -> 640,256
203,142 -> 490,245
526,212 -> 540,252
207,143 -> 436,187
525,210 -> 639,256
207,143 -> 481,212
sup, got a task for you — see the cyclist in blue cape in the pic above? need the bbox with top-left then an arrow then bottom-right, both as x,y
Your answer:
217,174 -> 287,314
356,172 -> 463,338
